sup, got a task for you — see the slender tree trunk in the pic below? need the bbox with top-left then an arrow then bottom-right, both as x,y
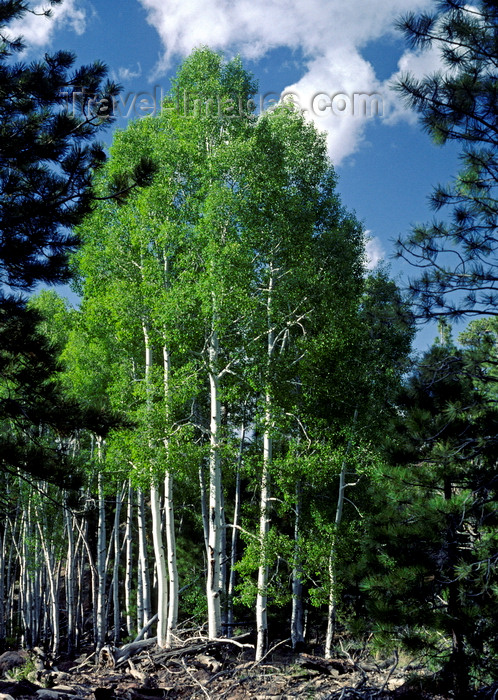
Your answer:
164,471 -> 178,647
325,470 -> 344,658
207,327 -> 222,639
21,502 -> 33,648
36,511 -> 60,655
64,496 -> 76,655
124,481 -> 134,638
256,417 -> 271,661
151,481 -> 168,646
5,503 -> 20,642
137,488 -> 151,629
0,518 -> 6,645
162,340 -> 178,648
143,323 -> 170,648
227,417 -> 245,637
112,486 -> 124,645
256,268 -> 275,662
96,465 -> 107,651
199,462 -> 209,554
32,563 -> 41,648
220,487 -> 228,634
325,409 -> 357,658
291,481 -> 305,649
74,504 -> 98,646
73,523 -> 85,651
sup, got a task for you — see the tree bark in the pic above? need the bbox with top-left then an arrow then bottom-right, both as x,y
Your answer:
256,267 -> 274,662
227,417 -> 245,637
112,486 -> 124,645
163,340 -> 178,648
325,409 -> 357,659
291,481 -> 305,649
64,495 -> 76,654
96,463 -> 107,652
124,481 -> 134,638
137,488 -> 151,630
150,481 -> 168,647
164,470 -> 178,647
207,326 -> 222,639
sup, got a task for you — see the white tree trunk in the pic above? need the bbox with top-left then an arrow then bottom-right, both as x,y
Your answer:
325,462 -> 345,658
73,523 -> 85,650
291,482 -> 305,649
5,501 -> 20,643
207,327 -> 222,639
112,486 -> 124,644
137,487 -> 151,629
20,509 -> 31,646
220,487 -> 227,633
325,409 -> 357,659
162,341 -> 178,648
227,417 -> 245,636
0,516 -> 6,644
199,462 -> 209,553
164,471 -> 178,647
124,481 -> 134,638
256,269 -> 275,662
64,497 -> 76,654
256,417 -> 271,661
150,481 -> 168,647
96,465 -> 107,651
35,508 -> 60,655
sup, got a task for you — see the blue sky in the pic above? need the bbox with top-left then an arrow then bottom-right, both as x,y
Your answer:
13,0 -> 464,351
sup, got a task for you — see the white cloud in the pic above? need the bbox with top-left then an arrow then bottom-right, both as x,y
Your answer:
281,48 -> 383,164
382,44 -> 446,126
5,1 -> 86,48
138,0 -> 437,164
365,233 -> 385,270
111,63 -> 143,84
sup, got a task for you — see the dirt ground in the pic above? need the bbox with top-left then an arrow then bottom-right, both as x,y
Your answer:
1,639 -> 497,700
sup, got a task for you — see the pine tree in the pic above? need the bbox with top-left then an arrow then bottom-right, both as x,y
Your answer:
359,333 -> 498,695
0,1 -> 152,484
394,0 -> 498,319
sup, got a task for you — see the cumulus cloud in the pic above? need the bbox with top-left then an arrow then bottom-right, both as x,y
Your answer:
138,0 -> 429,68
382,44 -> 445,126
111,63 -> 143,84
364,233 -> 385,270
5,0 -> 86,48
282,48 -> 382,164
138,0 -> 436,164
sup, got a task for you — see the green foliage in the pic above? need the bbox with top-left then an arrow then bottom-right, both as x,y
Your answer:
63,46 -> 415,658
235,527 -> 294,609
6,654 -> 37,682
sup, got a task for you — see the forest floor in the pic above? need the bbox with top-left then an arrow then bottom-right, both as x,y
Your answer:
1,636 -> 497,700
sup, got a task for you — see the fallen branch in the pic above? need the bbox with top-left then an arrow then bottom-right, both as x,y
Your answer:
208,637 -> 254,650
133,614 -> 158,642
250,637 -> 291,669
181,658 -> 211,700
69,651 -> 96,671
113,638 -> 158,666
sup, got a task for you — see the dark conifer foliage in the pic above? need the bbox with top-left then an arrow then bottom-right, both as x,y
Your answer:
0,1 -> 139,485
394,0 -> 498,320
359,334 -> 498,695
0,1 -> 123,289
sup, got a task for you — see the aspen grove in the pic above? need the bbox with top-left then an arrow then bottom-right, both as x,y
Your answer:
1,37 -> 497,697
